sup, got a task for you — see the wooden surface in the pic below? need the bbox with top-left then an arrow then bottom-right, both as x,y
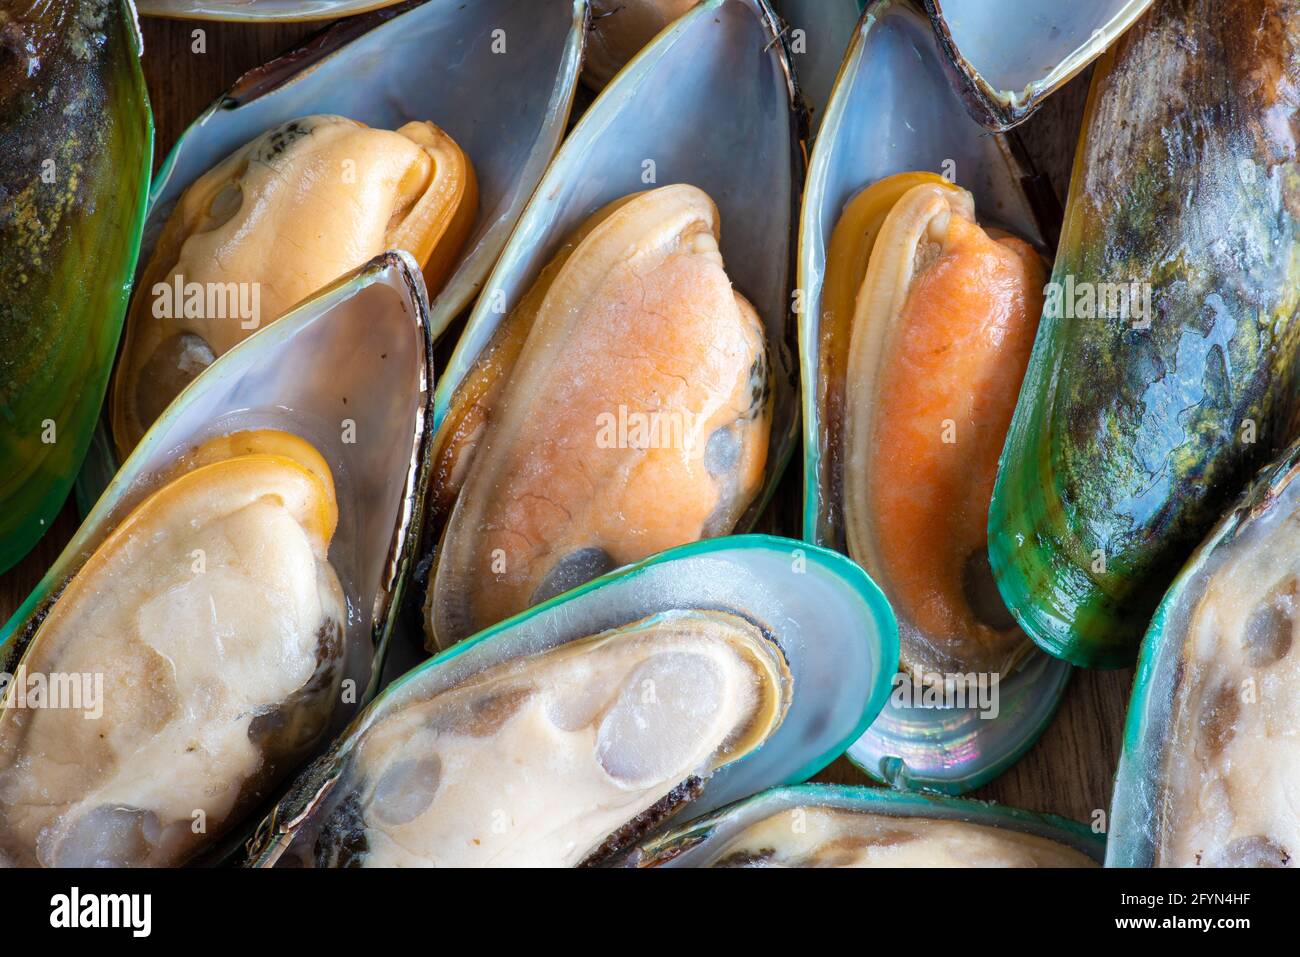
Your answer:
0,16 -> 1132,827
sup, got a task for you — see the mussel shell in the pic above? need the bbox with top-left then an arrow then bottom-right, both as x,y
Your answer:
923,0 -> 1154,130
621,783 -> 1105,866
799,0 -> 1068,794
989,0 -> 1300,668
4,252 -> 434,721
1108,441 -> 1300,867
142,0 -> 581,348
136,0 -> 415,21
422,0 -> 805,646
769,0 -> 862,128
0,0 -> 152,574
248,535 -> 899,866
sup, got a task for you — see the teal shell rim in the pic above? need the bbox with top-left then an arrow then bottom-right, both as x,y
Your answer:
383,533 -> 901,787
668,781 -> 1106,861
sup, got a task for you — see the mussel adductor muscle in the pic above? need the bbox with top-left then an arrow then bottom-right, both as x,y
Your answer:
111,113 -> 476,455
427,185 -> 772,648
828,173 -> 1045,677
989,0 -> 1300,667
0,0 -> 151,573
0,431 -> 346,868
252,608 -> 791,868
1110,440 -> 1300,868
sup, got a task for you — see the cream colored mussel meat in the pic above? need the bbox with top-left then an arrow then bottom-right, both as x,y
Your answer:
0,430 -> 346,867
283,609 -> 789,867
429,184 -> 771,647
702,805 -> 1097,867
112,115 -> 476,455
1157,506 -> 1300,867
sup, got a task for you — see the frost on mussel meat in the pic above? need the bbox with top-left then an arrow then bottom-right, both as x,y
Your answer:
823,172 -> 1045,678
264,608 -> 790,867
584,0 -> 701,89
648,804 -> 1096,867
428,185 -> 772,647
111,115 -> 476,455
0,430 -> 346,867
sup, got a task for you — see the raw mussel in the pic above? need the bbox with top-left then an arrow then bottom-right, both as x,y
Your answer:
248,536 -> 898,867
800,0 -> 1067,793
1109,440 -> 1300,868
0,431 -> 345,867
990,0 -> 1300,667
422,0 -> 803,650
85,0 -> 584,483
624,784 -> 1102,867
111,114 -> 475,455
429,185 -> 772,646
0,253 -> 435,866
0,0 -> 151,573
923,0 -> 1153,130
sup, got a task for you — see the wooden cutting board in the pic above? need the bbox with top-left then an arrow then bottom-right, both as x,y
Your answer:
0,15 -> 1132,828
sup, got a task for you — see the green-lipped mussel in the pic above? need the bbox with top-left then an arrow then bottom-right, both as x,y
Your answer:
0,253 -> 437,866
0,431 -> 345,867
111,114 -> 476,456
0,0 -> 151,573
249,537 -> 898,867
427,185 -> 773,648
799,0 -> 1068,794
623,784 -> 1102,866
990,0 -> 1300,667
1109,440 -> 1300,868
78,0 -> 585,498
422,0 -> 802,652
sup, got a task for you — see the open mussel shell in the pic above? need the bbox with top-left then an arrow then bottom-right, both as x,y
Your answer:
990,0 -> 1300,669
0,252 -> 433,866
83,0 -> 584,497
422,0 -> 804,649
248,535 -> 898,867
137,0 -> 416,22
923,0 -> 1153,130
623,783 -> 1103,866
1109,442 -> 1300,868
146,0 -> 582,345
770,0 -> 862,129
799,0 -> 1068,794
0,0 -> 152,574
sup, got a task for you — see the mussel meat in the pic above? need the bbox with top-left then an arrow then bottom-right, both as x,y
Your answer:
627,785 -> 1100,867
0,430 -> 345,867
257,608 -> 790,867
1110,440 -> 1300,868
111,114 -> 475,455
826,172 -> 1045,678
427,184 -> 772,647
